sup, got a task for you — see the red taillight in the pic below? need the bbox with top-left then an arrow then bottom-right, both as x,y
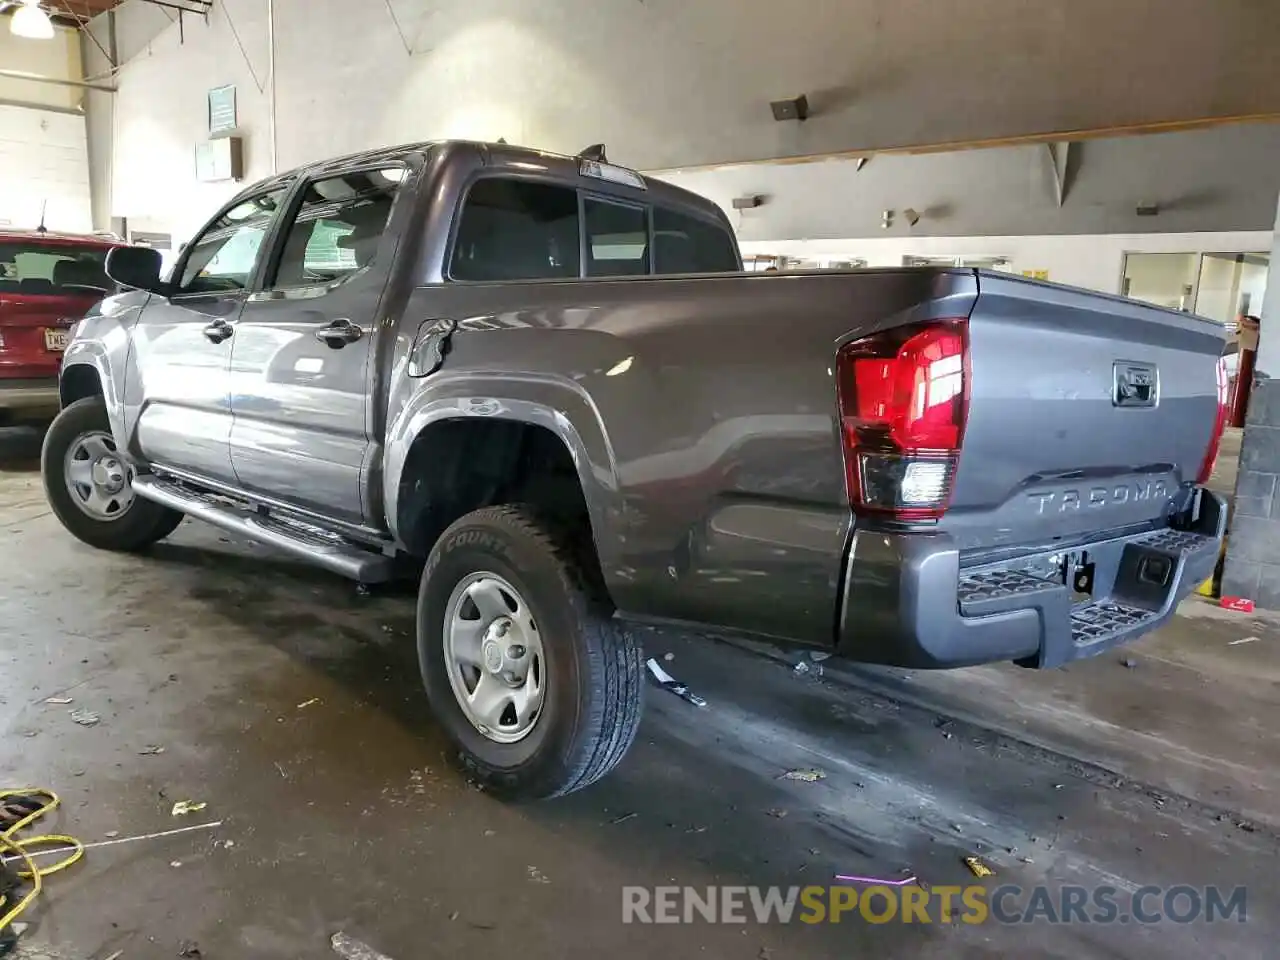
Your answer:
837,320 -> 969,520
1197,355 -> 1231,484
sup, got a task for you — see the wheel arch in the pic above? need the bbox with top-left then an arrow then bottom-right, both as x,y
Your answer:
385,376 -> 623,586
59,362 -> 104,407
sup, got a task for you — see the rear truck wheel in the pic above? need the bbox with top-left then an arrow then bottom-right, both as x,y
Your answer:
417,505 -> 643,800
41,397 -> 183,552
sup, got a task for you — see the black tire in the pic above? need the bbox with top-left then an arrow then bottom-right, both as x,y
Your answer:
418,505 -> 643,800
41,397 -> 183,552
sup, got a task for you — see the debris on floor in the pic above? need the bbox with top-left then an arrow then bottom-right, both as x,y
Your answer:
178,940 -> 203,958
526,866 -> 551,884
779,769 -> 826,783
663,652 -> 675,662
1121,657 -> 1138,669
297,698 -> 321,709
139,745 -> 165,756
1219,596 -> 1255,613
609,812 -> 637,825
809,652 -> 832,662
834,872 -> 918,886
171,801 -> 207,817
332,931 -> 395,960
1229,636 -> 1260,646
645,658 -> 707,707
963,856 -> 995,878
43,697 -> 73,705
793,660 -> 823,678
766,808 -> 788,819
70,710 -> 100,727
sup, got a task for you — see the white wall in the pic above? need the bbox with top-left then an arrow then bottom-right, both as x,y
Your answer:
0,104 -> 92,232
106,0 -> 271,239
0,26 -> 82,110
738,232 -> 1274,297
1239,260 -> 1270,317
1194,255 -> 1244,323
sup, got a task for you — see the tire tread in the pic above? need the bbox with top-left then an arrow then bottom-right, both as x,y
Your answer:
440,504 -> 643,798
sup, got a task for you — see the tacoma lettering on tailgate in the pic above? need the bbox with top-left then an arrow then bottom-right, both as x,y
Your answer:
1028,479 -> 1170,515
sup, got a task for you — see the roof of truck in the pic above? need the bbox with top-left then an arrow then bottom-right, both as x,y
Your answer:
237,140 -> 731,228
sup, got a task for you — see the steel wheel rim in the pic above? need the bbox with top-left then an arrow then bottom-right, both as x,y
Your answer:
443,571 -> 546,744
63,430 -> 135,522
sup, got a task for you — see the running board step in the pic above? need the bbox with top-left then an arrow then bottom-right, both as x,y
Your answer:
133,475 -> 394,583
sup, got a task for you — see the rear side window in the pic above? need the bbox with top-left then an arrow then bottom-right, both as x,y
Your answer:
451,179 -> 580,281
0,240 -> 112,296
653,207 -> 739,274
270,168 -> 402,287
585,199 -> 647,276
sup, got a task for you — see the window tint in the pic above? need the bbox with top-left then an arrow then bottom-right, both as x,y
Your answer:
0,241 -> 111,297
270,168 -> 402,287
178,189 -> 287,294
653,207 -> 739,275
451,179 -> 580,281
585,199 -> 647,276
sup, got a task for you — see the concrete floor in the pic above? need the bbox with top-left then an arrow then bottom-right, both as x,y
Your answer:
2,426 -> 1277,960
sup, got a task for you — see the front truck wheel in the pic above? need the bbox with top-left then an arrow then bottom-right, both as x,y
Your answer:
417,505 -> 643,799
41,397 -> 183,551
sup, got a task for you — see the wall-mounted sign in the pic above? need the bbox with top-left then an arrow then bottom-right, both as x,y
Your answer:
1022,269 -> 1050,281
195,137 -> 245,182
208,84 -> 237,135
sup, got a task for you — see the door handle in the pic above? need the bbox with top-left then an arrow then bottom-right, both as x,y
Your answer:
203,319 -> 233,344
314,318 -> 365,349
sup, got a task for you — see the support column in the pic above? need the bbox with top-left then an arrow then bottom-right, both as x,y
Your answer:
1220,190 -> 1280,605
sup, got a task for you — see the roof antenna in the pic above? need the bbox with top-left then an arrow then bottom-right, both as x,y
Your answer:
37,200 -> 48,234
578,143 -> 607,163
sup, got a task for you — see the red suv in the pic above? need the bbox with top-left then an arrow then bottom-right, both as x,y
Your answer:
0,230 -> 118,426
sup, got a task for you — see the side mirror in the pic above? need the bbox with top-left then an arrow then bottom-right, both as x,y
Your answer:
106,245 -> 168,295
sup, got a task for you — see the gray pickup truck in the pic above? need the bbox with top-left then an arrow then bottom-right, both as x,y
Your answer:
41,140 -> 1229,798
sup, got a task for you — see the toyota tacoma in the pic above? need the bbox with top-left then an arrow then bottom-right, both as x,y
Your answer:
41,140 -> 1228,798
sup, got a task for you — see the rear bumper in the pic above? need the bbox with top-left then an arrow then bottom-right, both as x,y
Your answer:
837,489 -> 1227,670
0,377 -> 60,413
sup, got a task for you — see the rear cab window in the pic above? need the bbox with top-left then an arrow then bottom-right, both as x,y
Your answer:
448,170 -> 738,282
0,238 -> 113,298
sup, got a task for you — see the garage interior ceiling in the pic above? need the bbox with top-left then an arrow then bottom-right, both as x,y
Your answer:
1,0 -> 211,29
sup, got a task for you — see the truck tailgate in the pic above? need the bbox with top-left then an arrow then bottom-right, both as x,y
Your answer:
943,272 -> 1227,557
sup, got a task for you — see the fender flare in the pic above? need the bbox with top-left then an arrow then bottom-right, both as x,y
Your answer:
383,372 -> 623,566
59,343 -> 127,444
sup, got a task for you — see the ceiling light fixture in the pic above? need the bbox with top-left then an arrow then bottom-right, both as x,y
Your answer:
10,1 -> 55,40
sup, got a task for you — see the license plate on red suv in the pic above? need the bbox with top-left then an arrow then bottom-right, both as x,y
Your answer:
44,328 -> 69,352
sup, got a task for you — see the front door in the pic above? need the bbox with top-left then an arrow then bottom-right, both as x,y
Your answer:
127,187 -> 288,485
228,166 -> 405,525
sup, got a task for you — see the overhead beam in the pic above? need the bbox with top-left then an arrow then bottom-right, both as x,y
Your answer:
650,112 -> 1280,174
0,68 -> 116,93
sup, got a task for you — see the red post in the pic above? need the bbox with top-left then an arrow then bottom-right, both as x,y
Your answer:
1230,315 -> 1260,428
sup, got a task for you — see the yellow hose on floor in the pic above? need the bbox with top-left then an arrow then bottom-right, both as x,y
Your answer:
0,790 -> 84,939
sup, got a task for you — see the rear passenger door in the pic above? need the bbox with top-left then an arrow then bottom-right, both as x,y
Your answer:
228,165 -> 406,525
